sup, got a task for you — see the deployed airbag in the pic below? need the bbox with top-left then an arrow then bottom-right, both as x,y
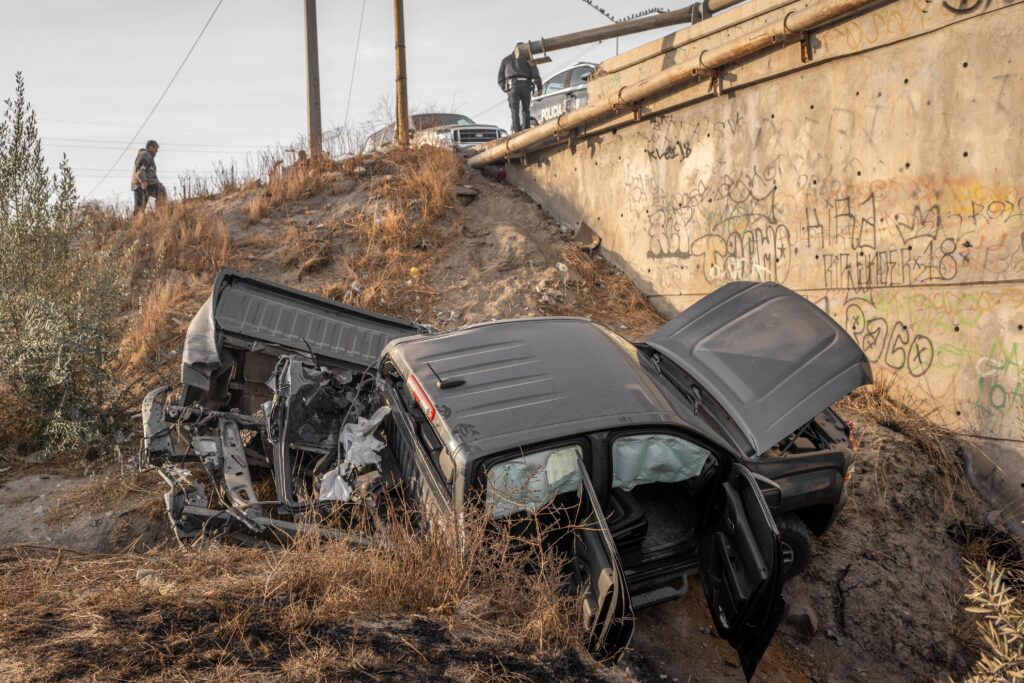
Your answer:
612,434 -> 710,491
486,445 -> 582,518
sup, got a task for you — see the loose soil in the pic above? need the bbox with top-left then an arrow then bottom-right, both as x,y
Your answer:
0,152 -> 993,681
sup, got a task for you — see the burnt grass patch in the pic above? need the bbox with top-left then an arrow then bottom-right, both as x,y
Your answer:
5,596 -> 598,682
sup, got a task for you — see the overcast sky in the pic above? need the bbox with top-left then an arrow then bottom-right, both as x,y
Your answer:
0,1 -> 676,204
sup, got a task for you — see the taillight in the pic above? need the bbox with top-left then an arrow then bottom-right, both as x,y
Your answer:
406,374 -> 436,421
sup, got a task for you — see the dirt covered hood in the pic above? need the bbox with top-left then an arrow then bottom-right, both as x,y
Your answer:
646,281 -> 871,456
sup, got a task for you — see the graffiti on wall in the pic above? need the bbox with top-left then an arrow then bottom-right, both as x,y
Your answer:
608,102 -> 1024,440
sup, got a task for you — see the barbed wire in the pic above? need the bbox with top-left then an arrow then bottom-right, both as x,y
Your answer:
575,0 -> 668,23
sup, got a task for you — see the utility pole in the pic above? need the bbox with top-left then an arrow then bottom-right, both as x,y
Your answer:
394,0 -> 410,146
304,0 -> 323,156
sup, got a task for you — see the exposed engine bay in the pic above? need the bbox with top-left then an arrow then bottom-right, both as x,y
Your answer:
140,354 -> 388,546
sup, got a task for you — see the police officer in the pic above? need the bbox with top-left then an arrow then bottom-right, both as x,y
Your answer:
131,139 -> 167,215
498,43 -> 542,133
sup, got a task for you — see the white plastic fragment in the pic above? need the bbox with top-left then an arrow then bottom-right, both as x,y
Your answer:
318,406 -> 392,502
341,405 -> 391,467
319,468 -> 353,502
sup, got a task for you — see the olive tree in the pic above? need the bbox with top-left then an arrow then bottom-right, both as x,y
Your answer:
0,73 -> 127,458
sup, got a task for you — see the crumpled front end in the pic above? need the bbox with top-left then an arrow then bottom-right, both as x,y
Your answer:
140,355 -> 388,546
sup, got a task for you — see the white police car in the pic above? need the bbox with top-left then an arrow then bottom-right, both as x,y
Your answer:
529,62 -> 596,126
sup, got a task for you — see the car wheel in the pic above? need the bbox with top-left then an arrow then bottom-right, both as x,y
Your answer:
529,118 -> 539,128
777,513 -> 812,580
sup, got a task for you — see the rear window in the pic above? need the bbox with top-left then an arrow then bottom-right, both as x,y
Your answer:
544,70 -> 571,94
486,444 -> 582,518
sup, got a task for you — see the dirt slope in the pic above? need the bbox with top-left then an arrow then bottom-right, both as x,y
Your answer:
209,154 -> 663,339
0,150 -> 994,682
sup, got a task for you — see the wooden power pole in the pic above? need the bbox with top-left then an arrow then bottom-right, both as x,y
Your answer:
394,0 -> 410,146
304,0 -> 323,156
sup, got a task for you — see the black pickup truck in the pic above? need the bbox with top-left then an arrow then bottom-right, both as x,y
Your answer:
141,270 -> 870,679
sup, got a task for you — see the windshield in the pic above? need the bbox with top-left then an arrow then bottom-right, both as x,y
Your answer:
412,114 -> 474,129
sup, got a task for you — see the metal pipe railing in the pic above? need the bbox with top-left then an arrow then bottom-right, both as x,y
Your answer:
471,0 -> 883,168
527,0 -> 750,57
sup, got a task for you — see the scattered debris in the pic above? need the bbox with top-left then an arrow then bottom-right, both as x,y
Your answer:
456,184 -> 479,205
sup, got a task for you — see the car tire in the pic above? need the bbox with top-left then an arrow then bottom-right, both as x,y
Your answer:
777,513 -> 812,580
529,118 -> 539,128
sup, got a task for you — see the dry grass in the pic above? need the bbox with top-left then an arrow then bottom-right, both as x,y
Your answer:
266,154 -> 336,207
280,223 -> 337,280
117,271 -> 208,383
962,559 -> 1024,682
89,202 -> 233,385
838,371 -> 976,514
246,193 -> 269,224
322,146 -> 463,316
558,245 -> 665,334
0,506 -> 594,682
43,469 -> 163,527
128,202 -> 231,280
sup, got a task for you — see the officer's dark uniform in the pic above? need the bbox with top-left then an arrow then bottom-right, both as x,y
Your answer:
498,49 -> 542,133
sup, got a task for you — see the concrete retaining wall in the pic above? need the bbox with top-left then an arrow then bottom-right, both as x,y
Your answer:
510,0 -> 1024,508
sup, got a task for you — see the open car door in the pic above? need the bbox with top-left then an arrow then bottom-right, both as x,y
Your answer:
699,464 -> 786,680
573,455 -> 635,660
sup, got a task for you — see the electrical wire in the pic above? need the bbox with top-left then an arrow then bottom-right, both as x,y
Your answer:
44,136 -> 262,149
342,0 -> 368,130
38,117 -> 283,137
574,0 -> 667,22
84,0 -> 225,199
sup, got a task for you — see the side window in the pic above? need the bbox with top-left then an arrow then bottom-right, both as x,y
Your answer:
568,67 -> 592,88
612,434 -> 711,491
486,444 -> 582,518
544,70 -> 570,94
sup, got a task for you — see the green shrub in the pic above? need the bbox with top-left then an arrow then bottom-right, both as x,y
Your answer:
0,73 -> 128,459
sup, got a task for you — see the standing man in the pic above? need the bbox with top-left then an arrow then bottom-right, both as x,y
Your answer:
498,43 -> 542,133
131,140 -> 167,215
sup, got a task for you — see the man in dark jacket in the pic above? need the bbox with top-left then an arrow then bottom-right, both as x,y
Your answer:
498,43 -> 542,133
131,139 -> 167,215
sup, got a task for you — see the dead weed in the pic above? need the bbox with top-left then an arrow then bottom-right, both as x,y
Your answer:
558,245 -> 665,335
126,201 -> 231,280
0,506 -> 591,682
117,271 -> 208,383
839,371 -> 977,514
266,154 -> 336,206
322,146 -> 463,316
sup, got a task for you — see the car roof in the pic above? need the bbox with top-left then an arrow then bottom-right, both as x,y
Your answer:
412,113 -> 475,125
546,62 -> 598,79
383,317 -> 727,462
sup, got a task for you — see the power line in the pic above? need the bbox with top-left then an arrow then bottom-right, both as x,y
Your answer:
343,0 -> 368,130
44,136 -> 264,149
38,117 -> 284,137
51,144 -> 256,154
84,0 -> 225,198
574,0 -> 667,22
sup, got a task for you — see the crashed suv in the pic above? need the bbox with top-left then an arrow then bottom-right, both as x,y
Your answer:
141,270 -> 870,678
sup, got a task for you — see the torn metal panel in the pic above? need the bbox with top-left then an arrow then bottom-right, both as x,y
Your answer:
141,352 -> 382,547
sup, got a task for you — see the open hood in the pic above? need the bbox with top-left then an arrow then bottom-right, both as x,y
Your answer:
645,282 -> 871,456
